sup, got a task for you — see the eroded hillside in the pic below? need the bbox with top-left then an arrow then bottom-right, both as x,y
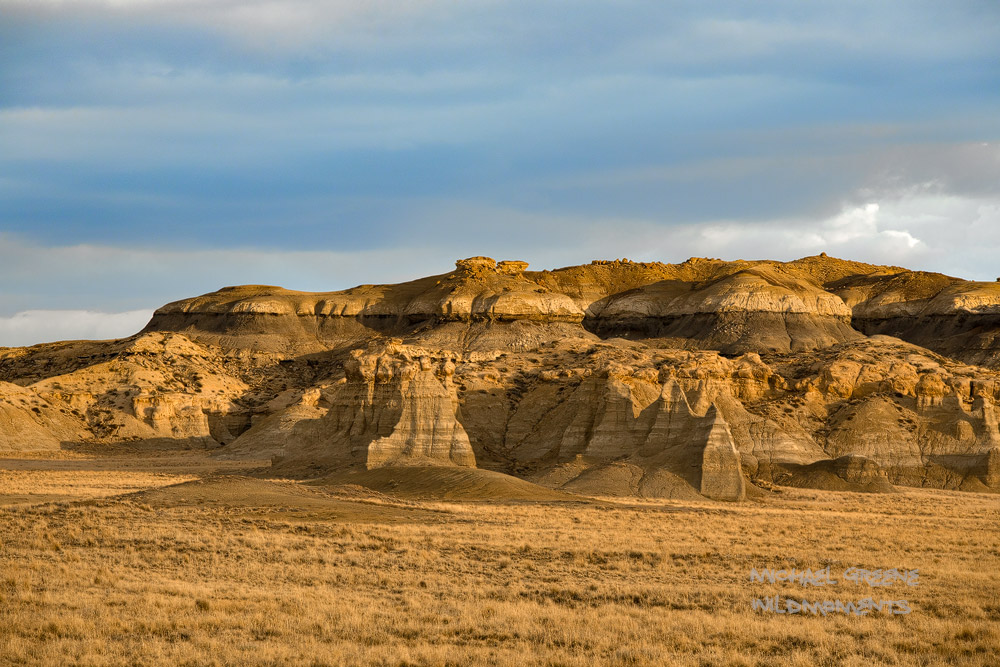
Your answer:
4,254 -> 1000,500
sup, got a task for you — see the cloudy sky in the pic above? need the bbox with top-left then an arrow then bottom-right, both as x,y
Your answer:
2,0 -> 999,345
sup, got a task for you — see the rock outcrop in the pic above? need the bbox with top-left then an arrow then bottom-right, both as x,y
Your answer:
237,345 -> 476,471
699,407 -> 746,501
5,254 -> 1000,500
352,350 -> 475,468
0,381 -> 88,452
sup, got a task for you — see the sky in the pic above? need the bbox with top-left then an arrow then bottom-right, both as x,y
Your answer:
1,0 -> 999,345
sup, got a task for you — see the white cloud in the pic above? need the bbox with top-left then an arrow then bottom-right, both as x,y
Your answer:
822,203 -> 920,249
659,201 -> 926,267
823,203 -> 881,244
650,190 -> 1000,278
0,309 -> 153,347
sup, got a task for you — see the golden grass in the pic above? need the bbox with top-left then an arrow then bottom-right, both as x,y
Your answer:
1,458 -> 998,666
0,470 -> 197,506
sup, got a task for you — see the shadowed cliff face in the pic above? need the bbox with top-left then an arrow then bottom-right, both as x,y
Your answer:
6,254 -> 1000,500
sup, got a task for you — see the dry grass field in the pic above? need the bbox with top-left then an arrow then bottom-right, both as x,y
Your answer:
1,453 -> 999,666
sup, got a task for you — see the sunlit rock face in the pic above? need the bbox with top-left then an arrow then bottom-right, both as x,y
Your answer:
7,254 -> 1000,499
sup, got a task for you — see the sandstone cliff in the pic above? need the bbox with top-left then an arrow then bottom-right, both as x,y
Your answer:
239,344 -> 476,471
5,254 -> 1000,499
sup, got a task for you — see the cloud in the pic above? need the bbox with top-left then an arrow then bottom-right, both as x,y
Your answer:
0,0 -> 538,57
686,202 -> 925,264
822,203 -> 919,249
2,2 -> 998,249
0,309 -> 153,347
663,189 -> 1000,278
7,0 -> 999,67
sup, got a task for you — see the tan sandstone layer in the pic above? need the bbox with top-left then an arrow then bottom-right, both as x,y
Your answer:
4,254 -> 1000,500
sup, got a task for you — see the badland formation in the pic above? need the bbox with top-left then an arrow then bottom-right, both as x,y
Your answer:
4,254 -> 1000,502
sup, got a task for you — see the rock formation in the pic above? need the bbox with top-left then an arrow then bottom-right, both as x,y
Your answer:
224,344 -> 475,472
0,381 -> 88,452
5,254 -> 1000,499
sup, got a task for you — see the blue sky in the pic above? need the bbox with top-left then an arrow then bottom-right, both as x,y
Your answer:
1,0 -> 999,344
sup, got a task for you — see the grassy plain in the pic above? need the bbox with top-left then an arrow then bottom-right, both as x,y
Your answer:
1,452 -> 998,666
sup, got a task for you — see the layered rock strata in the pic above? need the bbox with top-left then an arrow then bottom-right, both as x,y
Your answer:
5,254 -> 1000,500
